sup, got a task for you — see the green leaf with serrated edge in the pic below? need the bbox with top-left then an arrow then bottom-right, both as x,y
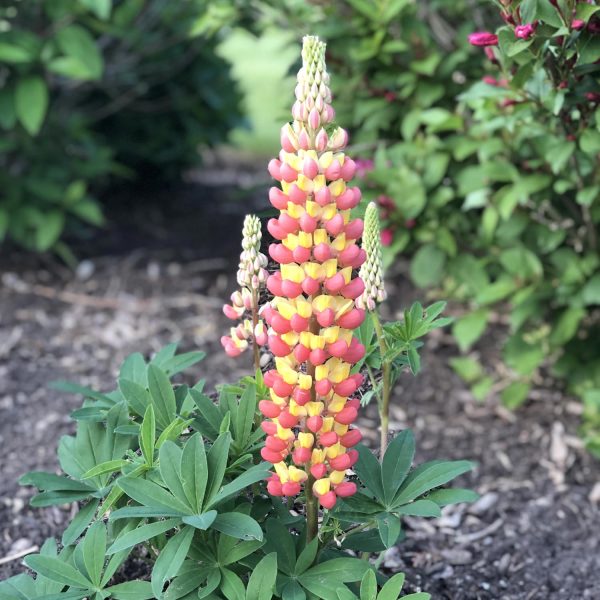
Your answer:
81,521 -> 106,586
377,572 -> 406,600
211,512 -> 263,541
360,569 -> 377,600
426,488 -> 479,507
377,513 -> 402,548
381,430 -> 415,506
62,500 -> 99,546
140,405 -> 155,466
151,526 -> 195,599
180,433 -> 207,512
206,462 -> 271,508
24,555 -> 92,589
263,520 -> 296,576
245,552 -> 277,600
300,559 -> 371,599
117,476 -> 189,515
158,441 -> 189,508
282,579 -> 307,600
107,518 -> 180,554
181,510 -> 217,530
393,461 -> 475,506
397,499 -> 441,517
354,445 -> 385,502
105,580 -> 154,599
147,365 -> 177,429
81,459 -> 128,479
220,568 -> 245,600
294,537 -> 319,575
205,432 -> 232,506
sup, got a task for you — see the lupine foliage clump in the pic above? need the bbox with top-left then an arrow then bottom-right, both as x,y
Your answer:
2,37 -> 476,600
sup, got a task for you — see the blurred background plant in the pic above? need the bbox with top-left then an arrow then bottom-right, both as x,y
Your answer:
0,0 -> 244,258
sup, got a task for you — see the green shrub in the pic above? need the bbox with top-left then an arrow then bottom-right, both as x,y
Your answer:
0,0 -> 243,254
258,0 -> 600,452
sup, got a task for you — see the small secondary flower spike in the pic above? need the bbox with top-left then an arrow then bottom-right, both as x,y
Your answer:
221,215 -> 268,359
259,36 -> 367,513
357,202 -> 387,311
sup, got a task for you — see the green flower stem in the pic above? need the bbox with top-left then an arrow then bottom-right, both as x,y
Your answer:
371,310 -> 391,458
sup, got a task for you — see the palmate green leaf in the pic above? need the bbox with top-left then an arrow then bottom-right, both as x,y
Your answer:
360,569 -> 377,600
119,378 -> 150,417
377,572 -> 406,600
294,538 -> 318,575
24,555 -> 91,589
119,352 -> 146,385
232,384 -> 257,451
159,350 -> 206,376
164,563 -> 220,600
205,432 -> 232,505
62,499 -> 99,546
341,528 -> 400,553
190,388 -> 223,441
81,521 -> 106,586
158,441 -> 191,509
206,462 -> 271,509
246,552 -> 277,600
151,527 -> 195,599
29,490 -> 93,508
220,568 -> 245,600
156,417 -> 193,449
147,364 -> 177,429
218,537 -> 264,567
381,430 -> 415,506
81,459 -> 129,479
426,488 -> 480,507
180,433 -> 208,512
117,476 -> 189,516
151,343 -> 178,366
377,513 -> 402,549
211,512 -> 263,541
281,579 -> 306,600
354,445 -> 384,502
19,471 -> 91,493
396,499 -> 441,518
106,580 -> 154,599
140,405 -> 156,466
181,510 -> 217,530
264,520 -> 296,576
392,460 -> 475,507
49,381 -> 114,406
107,518 -> 181,554
299,558 -> 371,599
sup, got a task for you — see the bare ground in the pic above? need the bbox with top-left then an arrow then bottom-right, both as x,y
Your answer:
0,183 -> 599,599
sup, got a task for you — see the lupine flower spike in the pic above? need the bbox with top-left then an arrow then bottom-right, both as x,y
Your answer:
259,35 -> 367,539
221,214 -> 269,370
358,202 -> 392,457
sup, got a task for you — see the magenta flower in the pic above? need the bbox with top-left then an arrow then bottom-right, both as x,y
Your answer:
515,23 -> 536,39
468,32 -> 499,47
572,19 -> 585,30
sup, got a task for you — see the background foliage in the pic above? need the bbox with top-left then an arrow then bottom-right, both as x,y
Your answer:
0,0 -> 243,255
252,0 -> 600,452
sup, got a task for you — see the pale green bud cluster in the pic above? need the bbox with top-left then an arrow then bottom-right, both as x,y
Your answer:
237,214 -> 268,291
357,202 -> 387,311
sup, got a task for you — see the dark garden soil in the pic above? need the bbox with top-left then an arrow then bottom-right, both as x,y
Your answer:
1,177 -> 599,599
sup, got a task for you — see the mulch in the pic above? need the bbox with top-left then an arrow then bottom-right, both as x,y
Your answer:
1,181 -> 599,599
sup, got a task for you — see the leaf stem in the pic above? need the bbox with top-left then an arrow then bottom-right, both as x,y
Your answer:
371,310 -> 391,459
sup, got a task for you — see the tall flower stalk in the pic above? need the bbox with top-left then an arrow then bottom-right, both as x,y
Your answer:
357,202 -> 390,456
221,214 -> 268,371
258,36 -> 367,542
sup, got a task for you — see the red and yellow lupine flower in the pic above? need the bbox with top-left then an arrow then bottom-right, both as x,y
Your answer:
258,35 -> 366,510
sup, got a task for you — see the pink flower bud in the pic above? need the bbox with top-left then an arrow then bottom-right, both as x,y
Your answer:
259,400 -> 281,418
381,228 -> 394,246
315,378 -> 332,395
267,159 -> 282,180
468,31 -> 499,46
268,335 -> 291,357
514,23 -> 535,39
310,463 -> 327,479
280,162 -> 298,183
314,186 -> 331,206
341,277 -> 365,300
340,429 -> 362,447
303,156 -> 319,179
309,108 -> 321,130
269,186 -> 289,210
261,447 -> 284,463
572,19 -> 585,30
307,415 -> 323,433
320,431 -> 338,447
335,482 -> 357,498
319,491 -> 337,509
292,246 -> 311,263
315,128 -> 328,151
